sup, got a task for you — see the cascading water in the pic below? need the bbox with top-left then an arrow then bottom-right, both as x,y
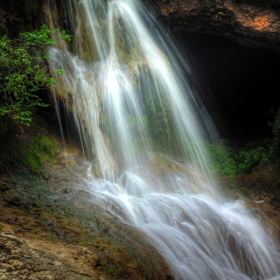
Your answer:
47,0 -> 280,279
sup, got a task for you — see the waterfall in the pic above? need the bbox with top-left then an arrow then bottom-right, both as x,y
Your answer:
47,0 -> 280,279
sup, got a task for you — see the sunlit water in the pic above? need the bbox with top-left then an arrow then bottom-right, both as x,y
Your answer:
47,0 -> 280,279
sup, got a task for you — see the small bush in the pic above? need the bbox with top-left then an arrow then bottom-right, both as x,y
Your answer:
237,144 -> 268,174
0,24 -> 71,126
200,139 -> 269,177
203,139 -> 238,176
200,106 -> 280,176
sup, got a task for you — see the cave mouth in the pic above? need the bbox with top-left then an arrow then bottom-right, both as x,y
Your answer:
172,32 -> 280,146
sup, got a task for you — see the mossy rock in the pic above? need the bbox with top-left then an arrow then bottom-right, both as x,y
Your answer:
8,133 -> 59,173
147,153 -> 191,176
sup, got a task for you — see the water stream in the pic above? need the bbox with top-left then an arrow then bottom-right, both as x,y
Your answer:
47,0 -> 280,279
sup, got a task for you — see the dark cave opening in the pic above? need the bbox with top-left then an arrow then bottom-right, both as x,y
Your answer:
173,32 -> 280,146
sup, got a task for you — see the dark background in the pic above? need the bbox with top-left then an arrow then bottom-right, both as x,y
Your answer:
173,32 -> 280,146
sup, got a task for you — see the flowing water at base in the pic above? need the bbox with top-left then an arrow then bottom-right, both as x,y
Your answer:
47,0 -> 280,279
77,168 -> 280,280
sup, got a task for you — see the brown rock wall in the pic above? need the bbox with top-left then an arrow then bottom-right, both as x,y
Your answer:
146,0 -> 280,51
1,0 -> 280,51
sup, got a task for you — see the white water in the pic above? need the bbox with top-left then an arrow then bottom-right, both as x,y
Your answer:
47,0 -> 280,279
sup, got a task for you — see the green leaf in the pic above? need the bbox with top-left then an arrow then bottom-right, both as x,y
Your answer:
55,69 -> 64,75
0,24 -> 71,125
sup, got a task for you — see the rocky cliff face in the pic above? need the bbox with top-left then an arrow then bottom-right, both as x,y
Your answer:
1,0 -> 280,51
145,0 -> 280,51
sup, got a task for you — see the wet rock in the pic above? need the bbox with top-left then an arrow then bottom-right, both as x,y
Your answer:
3,189 -> 23,206
220,165 -> 280,242
0,178 -> 26,207
0,231 -> 98,280
0,171 -> 174,280
0,178 -> 11,192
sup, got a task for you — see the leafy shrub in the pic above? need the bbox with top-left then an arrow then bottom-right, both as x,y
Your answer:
0,24 -> 71,125
199,139 -> 269,176
199,107 -> 280,176
237,144 -> 268,174
204,139 -> 238,176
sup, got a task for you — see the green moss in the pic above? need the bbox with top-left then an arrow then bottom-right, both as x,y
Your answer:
11,134 -> 59,173
0,224 -> 4,231
31,135 -> 59,157
12,140 -> 42,173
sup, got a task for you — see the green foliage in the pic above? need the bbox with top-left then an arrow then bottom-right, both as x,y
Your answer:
269,107 -> 280,137
19,24 -> 72,47
200,108 -> 280,176
0,24 -> 71,126
237,143 -> 268,173
267,107 -> 280,161
202,139 -> 238,176
193,139 -> 269,177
